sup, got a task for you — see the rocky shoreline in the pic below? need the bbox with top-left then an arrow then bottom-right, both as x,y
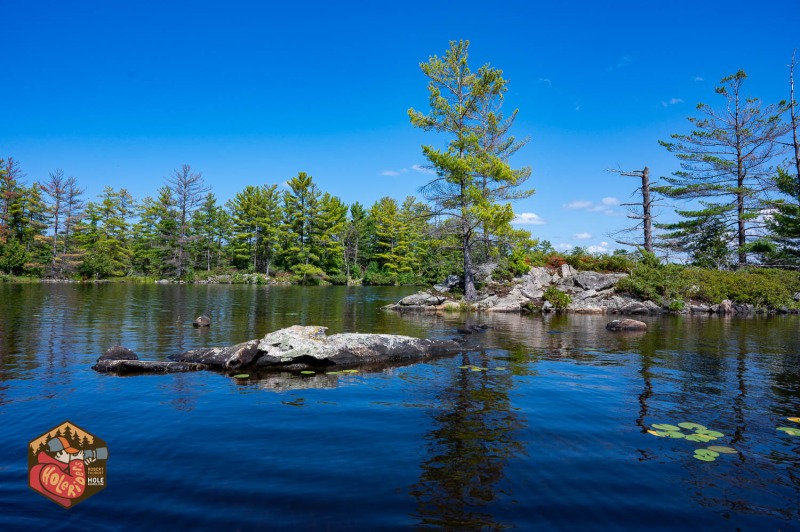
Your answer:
386,265 -> 800,315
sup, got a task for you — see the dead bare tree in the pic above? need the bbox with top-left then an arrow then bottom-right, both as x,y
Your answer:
166,164 -> 209,278
608,166 -> 657,253
41,169 -> 67,272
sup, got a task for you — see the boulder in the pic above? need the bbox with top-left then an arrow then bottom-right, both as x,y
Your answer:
193,315 -> 211,327
794,292 -> 800,302
690,304 -> 710,313
170,339 -> 260,370
606,319 -> 647,332
255,325 -> 463,368
541,301 -> 554,312
557,263 -> 577,279
99,345 -> 138,361
398,292 -> 446,307
620,301 -> 649,315
433,275 -> 463,293
711,299 -> 733,314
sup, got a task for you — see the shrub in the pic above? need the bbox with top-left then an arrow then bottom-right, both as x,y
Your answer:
363,262 -> 395,286
543,286 -> 572,309
327,273 -> 348,285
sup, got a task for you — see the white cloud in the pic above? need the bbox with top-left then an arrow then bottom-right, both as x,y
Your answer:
381,170 -> 400,176
573,232 -> 592,240
411,164 -> 435,175
587,242 -> 610,253
556,243 -> 574,251
537,78 -> 552,86
512,212 -> 545,225
692,75 -> 704,82
564,200 -> 593,210
601,197 -> 619,206
661,97 -> 684,107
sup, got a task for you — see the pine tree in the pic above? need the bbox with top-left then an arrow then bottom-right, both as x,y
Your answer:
655,70 -> 789,265
131,187 -> 178,276
76,187 -> 135,278
166,165 -> 209,278
317,193 -> 347,274
281,172 -> 323,282
409,41 -> 532,299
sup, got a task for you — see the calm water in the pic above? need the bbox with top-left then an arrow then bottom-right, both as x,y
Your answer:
1,283 -> 800,530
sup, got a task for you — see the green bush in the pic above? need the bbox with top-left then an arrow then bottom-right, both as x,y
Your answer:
363,262 -> 396,286
327,273 -> 348,285
543,286 -> 572,309
564,248 -> 634,273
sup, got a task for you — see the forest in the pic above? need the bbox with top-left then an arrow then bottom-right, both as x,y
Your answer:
1,42 -> 799,300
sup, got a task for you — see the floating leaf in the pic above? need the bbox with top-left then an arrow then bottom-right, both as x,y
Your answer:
695,429 -> 724,438
777,427 -> 800,436
693,453 -> 716,462
494,367 -> 507,371
233,374 -> 249,379
662,431 -> 685,439
647,430 -> 664,437
341,369 -> 359,374
300,370 -> 315,375
707,446 -> 737,454
325,371 -> 340,375
678,422 -> 707,431
685,434 -> 710,442
471,367 -> 484,372
652,424 -> 680,432
459,365 -> 471,369
694,449 -> 720,459
787,417 -> 800,423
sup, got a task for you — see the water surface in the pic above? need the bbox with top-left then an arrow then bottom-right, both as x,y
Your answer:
1,284 -> 799,530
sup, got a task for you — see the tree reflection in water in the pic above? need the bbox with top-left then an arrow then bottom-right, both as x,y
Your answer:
409,350 -> 526,530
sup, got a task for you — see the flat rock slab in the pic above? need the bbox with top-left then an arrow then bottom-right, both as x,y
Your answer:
94,325 -> 466,375
93,359 -> 208,374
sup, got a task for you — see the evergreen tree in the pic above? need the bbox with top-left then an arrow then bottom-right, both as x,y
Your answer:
342,202 -> 368,279
76,187 -> 135,278
0,158 -> 25,244
409,41 -> 532,299
281,172 -> 323,281
370,197 -> 410,275
655,70 -> 789,265
131,187 -> 178,276
317,193 -> 347,274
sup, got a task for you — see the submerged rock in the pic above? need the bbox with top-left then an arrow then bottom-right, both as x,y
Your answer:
100,346 -> 139,361
606,319 -> 647,332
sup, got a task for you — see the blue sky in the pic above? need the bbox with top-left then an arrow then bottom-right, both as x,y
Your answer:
3,0 -> 798,253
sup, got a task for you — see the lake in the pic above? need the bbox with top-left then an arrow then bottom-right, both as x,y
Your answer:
1,283 -> 799,530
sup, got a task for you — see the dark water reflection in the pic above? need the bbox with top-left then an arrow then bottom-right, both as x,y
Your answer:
1,284 -> 800,530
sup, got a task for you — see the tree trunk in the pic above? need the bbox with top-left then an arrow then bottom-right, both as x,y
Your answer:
641,167 -> 653,253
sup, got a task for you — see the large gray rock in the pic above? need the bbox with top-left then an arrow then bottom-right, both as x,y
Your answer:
93,359 -> 208,374
794,292 -> 800,302
433,275 -> 462,292
572,271 -> 627,292
397,292 -> 446,307
255,325 -> 463,368
170,339 -> 260,370
100,345 -> 138,361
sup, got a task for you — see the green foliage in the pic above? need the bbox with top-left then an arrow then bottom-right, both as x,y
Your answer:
0,239 -> 29,274
291,263 -> 326,285
362,261 -> 395,286
563,248 -> 634,273
682,268 -> 800,308
615,251 -> 687,304
543,286 -> 571,309
326,273 -> 348,285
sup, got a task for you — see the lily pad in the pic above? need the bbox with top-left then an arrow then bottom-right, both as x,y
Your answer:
777,427 -> 800,436
707,446 -> 737,454
694,449 -> 720,459
233,374 -> 249,379
695,429 -> 724,438
647,430 -> 663,437
300,370 -> 315,375
470,367 -> 484,372
494,367 -> 507,371
662,431 -> 686,439
678,422 -> 707,431
459,365 -> 471,369
787,417 -> 800,423
685,434 -> 712,442
325,371 -> 340,375
341,369 -> 359,374
693,453 -> 716,462
652,424 -> 680,432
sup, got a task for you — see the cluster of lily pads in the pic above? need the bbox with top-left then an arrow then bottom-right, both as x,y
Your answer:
777,416 -> 800,436
458,365 -> 507,372
647,422 -> 736,462
301,369 -> 359,376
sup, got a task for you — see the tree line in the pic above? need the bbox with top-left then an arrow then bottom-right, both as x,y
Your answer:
2,41 -> 800,293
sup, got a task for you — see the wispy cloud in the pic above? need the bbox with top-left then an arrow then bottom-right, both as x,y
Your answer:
606,55 -> 632,72
587,242 -> 610,254
537,78 -> 552,86
512,212 -> 546,225
574,99 -> 582,112
692,75 -> 704,82
411,164 -> 435,175
381,170 -> 400,176
573,232 -> 592,240
661,97 -> 684,107
556,243 -> 574,251
563,198 -> 621,216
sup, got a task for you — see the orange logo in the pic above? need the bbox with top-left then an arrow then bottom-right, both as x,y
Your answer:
28,421 -> 109,508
